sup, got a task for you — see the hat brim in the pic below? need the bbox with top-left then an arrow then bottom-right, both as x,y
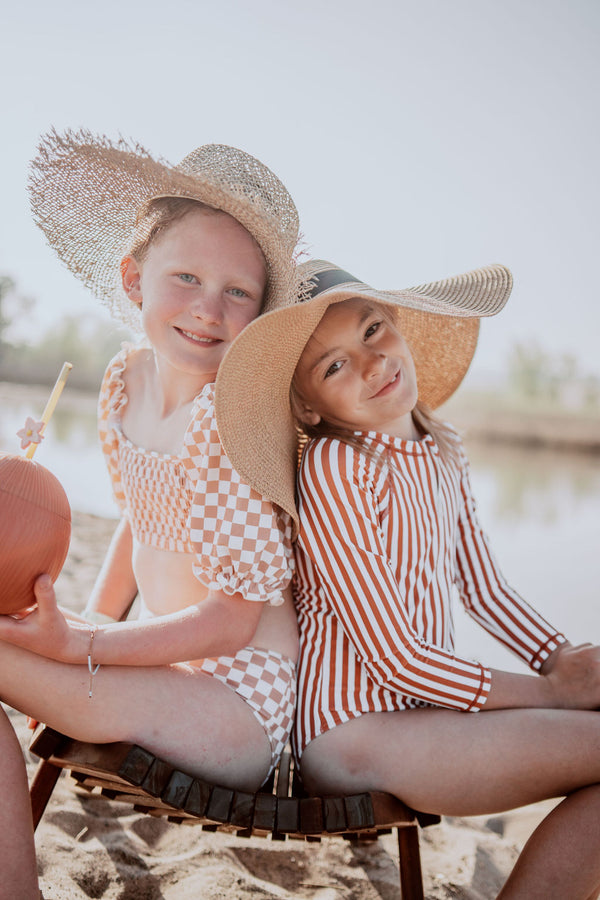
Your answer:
29,129 -> 299,328
216,262 -> 512,535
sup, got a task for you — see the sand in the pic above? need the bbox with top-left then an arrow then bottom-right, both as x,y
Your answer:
10,512 -> 560,899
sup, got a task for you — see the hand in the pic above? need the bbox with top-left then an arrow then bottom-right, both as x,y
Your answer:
539,641 -> 572,675
0,575 -> 87,664
543,642 -> 600,710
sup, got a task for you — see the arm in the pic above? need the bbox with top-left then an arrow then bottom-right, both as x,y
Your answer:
0,575 -> 262,666
297,439 -> 491,710
83,348 -> 136,625
484,641 -> 600,709
83,517 -> 137,622
454,448 -> 567,669
299,441 -> 600,713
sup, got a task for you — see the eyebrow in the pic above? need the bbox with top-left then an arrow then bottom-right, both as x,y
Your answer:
307,305 -> 374,374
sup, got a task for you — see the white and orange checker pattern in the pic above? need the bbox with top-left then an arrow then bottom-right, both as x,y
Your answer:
98,349 -> 293,604
200,647 -> 296,776
183,389 -> 294,606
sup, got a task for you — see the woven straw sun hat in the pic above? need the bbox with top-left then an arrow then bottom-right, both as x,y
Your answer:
28,128 -> 301,330
216,258 -> 513,534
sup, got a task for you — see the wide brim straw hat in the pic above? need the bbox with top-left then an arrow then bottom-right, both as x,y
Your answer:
28,128 -> 301,330
216,258 -> 513,534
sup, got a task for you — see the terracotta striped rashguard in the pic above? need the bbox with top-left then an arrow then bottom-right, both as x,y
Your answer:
292,431 -> 566,759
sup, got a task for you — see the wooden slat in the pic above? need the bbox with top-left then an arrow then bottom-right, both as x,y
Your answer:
344,793 -> 375,831
323,796 -> 347,833
29,722 -> 440,899
299,797 -> 324,835
162,770 -> 194,809
229,791 -> 255,830
275,797 -> 300,834
184,779 -> 211,818
206,785 -> 234,823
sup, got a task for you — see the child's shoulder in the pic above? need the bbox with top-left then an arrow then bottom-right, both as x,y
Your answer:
102,341 -> 150,380
300,435 -> 377,480
99,342 -> 155,415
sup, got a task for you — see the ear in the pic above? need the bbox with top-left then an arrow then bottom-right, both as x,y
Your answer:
120,256 -> 143,306
297,404 -> 321,427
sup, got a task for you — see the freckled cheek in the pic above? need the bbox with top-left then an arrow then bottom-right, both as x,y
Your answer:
229,305 -> 261,336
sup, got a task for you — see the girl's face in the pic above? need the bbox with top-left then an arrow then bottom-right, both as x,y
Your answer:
293,298 -> 419,439
122,207 -> 266,385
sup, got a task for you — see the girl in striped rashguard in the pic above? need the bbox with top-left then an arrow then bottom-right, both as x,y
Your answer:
217,259 -> 600,900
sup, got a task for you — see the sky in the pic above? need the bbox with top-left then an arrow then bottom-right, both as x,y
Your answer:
2,0 -> 599,388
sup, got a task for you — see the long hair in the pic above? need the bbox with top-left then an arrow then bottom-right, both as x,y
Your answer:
291,384 -> 459,468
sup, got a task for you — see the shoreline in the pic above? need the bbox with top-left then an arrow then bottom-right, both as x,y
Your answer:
440,393 -> 600,454
2,380 -> 599,456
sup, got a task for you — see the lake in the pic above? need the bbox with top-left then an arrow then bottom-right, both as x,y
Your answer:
1,382 -> 598,673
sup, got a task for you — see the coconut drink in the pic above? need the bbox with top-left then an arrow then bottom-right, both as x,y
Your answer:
0,364 -> 72,614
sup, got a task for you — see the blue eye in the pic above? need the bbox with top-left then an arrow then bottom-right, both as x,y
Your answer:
179,273 -> 196,283
229,287 -> 248,298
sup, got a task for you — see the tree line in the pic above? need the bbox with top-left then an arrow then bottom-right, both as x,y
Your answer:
0,275 -> 131,392
0,273 -> 597,409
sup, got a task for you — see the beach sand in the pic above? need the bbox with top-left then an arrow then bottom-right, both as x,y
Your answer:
11,512 -> 561,900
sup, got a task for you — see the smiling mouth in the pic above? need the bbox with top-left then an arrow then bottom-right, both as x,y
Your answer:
373,371 -> 400,397
177,328 -> 221,345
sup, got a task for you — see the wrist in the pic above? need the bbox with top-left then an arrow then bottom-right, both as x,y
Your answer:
87,623 -> 101,698
539,640 -> 571,676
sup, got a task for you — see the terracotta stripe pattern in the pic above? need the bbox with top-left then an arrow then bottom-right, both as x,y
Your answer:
292,431 -> 565,757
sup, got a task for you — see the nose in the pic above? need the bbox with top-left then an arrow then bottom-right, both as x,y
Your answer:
190,286 -> 223,325
362,348 -> 386,380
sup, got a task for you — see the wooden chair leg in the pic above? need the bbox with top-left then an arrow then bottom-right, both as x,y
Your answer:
29,759 -> 62,830
397,824 -> 425,900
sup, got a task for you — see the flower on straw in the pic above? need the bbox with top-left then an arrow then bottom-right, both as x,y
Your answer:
17,417 -> 45,450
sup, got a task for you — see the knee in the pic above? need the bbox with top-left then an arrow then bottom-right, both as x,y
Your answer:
299,730 -> 374,794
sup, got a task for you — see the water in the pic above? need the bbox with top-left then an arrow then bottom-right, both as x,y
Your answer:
453,441 -> 599,671
1,383 -> 598,672
0,384 -> 118,519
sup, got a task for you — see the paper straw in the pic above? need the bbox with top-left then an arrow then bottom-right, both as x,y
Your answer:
26,362 -> 73,459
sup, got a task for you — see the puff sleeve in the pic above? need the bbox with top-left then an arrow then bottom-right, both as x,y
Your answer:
181,386 -> 294,606
97,348 -> 130,513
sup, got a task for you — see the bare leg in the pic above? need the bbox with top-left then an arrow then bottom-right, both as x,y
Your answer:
0,706 -> 39,900
0,641 -> 271,791
497,785 -> 600,900
300,707 -> 600,812
300,708 -> 600,900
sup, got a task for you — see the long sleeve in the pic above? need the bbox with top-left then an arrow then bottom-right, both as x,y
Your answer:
296,437 -> 491,711
454,450 -> 566,669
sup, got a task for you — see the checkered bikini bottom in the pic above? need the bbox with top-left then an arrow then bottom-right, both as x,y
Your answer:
199,647 -> 296,781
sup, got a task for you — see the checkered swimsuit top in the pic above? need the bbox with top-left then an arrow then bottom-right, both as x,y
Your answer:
292,432 -> 566,757
98,345 -> 294,606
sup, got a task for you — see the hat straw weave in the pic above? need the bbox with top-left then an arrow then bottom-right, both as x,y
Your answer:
216,259 -> 513,533
29,128 -> 301,329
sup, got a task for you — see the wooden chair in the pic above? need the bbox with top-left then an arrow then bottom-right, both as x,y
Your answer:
29,724 -> 440,899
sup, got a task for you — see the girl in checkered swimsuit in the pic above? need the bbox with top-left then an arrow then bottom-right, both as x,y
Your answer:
0,130 -> 301,898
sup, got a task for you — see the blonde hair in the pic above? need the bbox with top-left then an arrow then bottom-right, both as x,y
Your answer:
129,196 -> 219,263
125,195 -> 268,311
